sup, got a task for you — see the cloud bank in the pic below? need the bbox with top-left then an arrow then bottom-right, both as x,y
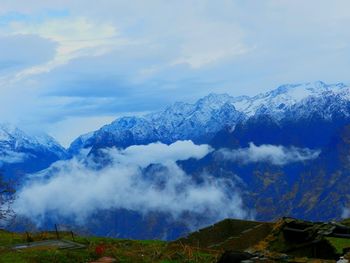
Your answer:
217,142 -> 320,165
14,141 -> 250,226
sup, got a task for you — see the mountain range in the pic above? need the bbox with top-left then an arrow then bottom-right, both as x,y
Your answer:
3,81 -> 350,240
69,81 -> 350,154
2,81 -> 348,161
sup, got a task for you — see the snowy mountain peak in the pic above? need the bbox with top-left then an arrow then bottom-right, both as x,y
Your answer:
0,123 -> 29,142
34,133 -> 67,156
232,81 -> 350,117
0,123 -> 67,158
0,123 -> 42,152
266,81 -> 348,97
0,123 -> 68,175
197,93 -> 233,108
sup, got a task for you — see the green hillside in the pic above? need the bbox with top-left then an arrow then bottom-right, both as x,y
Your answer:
176,218 -> 273,251
0,229 -> 220,263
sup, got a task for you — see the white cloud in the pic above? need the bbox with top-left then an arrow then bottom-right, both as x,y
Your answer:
168,18 -> 248,68
14,141 -> 250,226
0,150 -> 30,165
4,17 -> 132,80
217,142 -> 320,165
104,140 -> 213,168
342,207 -> 350,219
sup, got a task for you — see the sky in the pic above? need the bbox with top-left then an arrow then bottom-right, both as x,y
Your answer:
0,0 -> 350,147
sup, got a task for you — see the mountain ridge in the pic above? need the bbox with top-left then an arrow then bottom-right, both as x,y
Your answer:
68,81 -> 350,154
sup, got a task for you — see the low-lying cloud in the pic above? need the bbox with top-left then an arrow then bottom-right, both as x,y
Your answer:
217,142 -> 320,166
14,140 -> 251,226
102,140 -> 212,168
342,207 -> 350,219
0,150 -> 29,165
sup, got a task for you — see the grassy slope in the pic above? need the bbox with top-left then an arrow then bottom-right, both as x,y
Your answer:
0,219 -> 271,262
326,237 -> 350,254
0,230 -> 220,263
176,219 -> 273,250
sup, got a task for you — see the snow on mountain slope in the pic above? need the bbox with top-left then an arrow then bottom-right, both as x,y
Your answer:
147,93 -> 244,140
69,94 -> 245,153
0,123 -> 67,165
232,81 -> 350,118
69,81 -> 350,153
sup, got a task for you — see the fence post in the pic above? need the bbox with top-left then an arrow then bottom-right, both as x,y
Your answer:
71,231 -> 75,241
55,224 -> 60,240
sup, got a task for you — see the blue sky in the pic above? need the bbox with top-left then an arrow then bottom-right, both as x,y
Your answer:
0,0 -> 350,146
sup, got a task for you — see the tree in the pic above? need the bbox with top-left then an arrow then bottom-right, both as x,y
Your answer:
0,175 -> 15,227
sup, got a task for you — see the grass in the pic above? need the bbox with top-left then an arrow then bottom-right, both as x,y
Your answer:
0,230 -> 220,263
176,218 -> 265,249
325,237 -> 350,254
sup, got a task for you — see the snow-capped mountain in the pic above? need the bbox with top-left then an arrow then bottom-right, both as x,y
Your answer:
0,123 -> 66,157
69,94 -> 245,153
10,81 -> 350,239
233,81 -> 350,118
0,123 -> 67,178
69,81 -> 350,153
2,81 -> 346,172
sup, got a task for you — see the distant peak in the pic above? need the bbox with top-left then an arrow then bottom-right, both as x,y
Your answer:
335,82 -> 348,88
196,93 -> 233,106
202,93 -> 232,100
269,83 -> 301,95
0,122 -> 20,132
313,80 -> 327,86
266,81 -> 349,97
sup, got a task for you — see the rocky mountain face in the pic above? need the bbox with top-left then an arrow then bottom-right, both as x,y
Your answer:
197,119 -> 350,222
